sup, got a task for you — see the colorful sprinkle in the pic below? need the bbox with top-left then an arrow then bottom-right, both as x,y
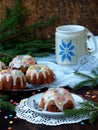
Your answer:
85,94 -> 91,98
10,100 -> 13,103
86,92 -> 90,94
21,99 -> 27,103
57,95 -> 61,100
8,127 -> 12,130
51,98 -> 54,100
2,70 -> 6,73
80,121 -> 85,125
14,116 -> 18,119
9,114 -> 13,118
32,92 -> 36,95
15,102 -> 19,106
58,102 -> 62,106
37,89 -> 41,92
62,97 -> 66,101
61,94 -> 65,97
4,116 -> 8,119
9,121 -> 13,124
13,102 -> 17,105
52,92 -> 55,96
91,95 -> 96,99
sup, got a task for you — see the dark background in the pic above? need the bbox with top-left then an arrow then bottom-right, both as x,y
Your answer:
0,0 -> 98,40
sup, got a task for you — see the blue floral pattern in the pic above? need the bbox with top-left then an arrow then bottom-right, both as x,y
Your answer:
59,40 -> 75,62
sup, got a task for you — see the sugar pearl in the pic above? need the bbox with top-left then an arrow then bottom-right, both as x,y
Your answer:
58,102 -> 62,106
14,116 -> 18,119
80,121 -> 85,125
8,127 -> 12,130
10,100 -> 13,103
86,92 -> 90,94
92,95 -> 96,99
51,98 -> 54,100
9,121 -> 13,124
9,114 -> 13,118
4,116 -> 8,119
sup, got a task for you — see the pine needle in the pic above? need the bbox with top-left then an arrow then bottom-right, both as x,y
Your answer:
74,69 -> 98,90
74,71 -> 94,80
64,100 -> 98,124
0,101 -> 15,112
0,95 -> 9,100
0,94 -> 15,111
0,0 -> 56,64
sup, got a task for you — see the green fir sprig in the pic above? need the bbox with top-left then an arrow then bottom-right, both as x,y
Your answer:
0,95 -> 15,111
73,69 -> 98,90
64,100 -> 98,124
0,0 -> 56,64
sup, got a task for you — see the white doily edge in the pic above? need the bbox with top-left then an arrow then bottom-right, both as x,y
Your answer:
15,98 -> 89,126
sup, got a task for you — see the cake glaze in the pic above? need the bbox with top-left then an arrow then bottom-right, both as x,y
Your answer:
0,69 -> 26,90
26,64 -> 55,85
9,55 -> 36,73
40,88 -> 74,112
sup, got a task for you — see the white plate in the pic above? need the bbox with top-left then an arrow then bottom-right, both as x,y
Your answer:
26,92 -> 84,116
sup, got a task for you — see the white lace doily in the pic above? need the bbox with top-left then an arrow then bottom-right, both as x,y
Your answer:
15,99 -> 89,126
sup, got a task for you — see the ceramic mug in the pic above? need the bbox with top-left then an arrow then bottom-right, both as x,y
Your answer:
55,25 -> 97,65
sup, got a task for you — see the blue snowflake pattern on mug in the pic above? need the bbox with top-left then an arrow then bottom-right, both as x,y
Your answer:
59,40 -> 75,62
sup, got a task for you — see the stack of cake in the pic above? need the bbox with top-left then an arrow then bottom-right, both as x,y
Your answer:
0,55 -> 55,90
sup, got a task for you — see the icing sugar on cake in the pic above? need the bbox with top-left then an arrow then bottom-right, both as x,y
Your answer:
40,88 -> 74,112
0,69 -> 26,90
27,64 -> 50,79
26,64 -> 55,85
9,55 -> 36,73
9,55 -> 35,68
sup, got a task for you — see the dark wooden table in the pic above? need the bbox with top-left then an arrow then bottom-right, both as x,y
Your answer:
0,87 -> 98,130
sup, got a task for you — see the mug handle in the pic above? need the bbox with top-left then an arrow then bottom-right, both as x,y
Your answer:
87,31 -> 97,55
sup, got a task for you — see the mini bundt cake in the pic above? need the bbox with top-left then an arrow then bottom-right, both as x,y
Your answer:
0,61 -> 7,71
9,55 -> 36,73
0,69 -> 26,90
26,64 -> 55,85
40,88 -> 74,112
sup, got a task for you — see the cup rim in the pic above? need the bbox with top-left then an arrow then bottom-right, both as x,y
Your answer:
56,25 -> 85,33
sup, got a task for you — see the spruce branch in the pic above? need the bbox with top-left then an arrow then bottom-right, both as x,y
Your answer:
73,69 -> 98,90
0,0 -> 56,63
0,95 -> 9,100
0,94 -> 15,111
74,79 -> 97,90
0,0 -> 56,43
74,71 -> 94,80
64,108 -> 90,117
0,52 -> 13,65
0,52 -> 13,58
64,100 -> 98,124
0,16 -> 56,42
0,0 -> 23,32
91,69 -> 98,78
0,101 -> 15,112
